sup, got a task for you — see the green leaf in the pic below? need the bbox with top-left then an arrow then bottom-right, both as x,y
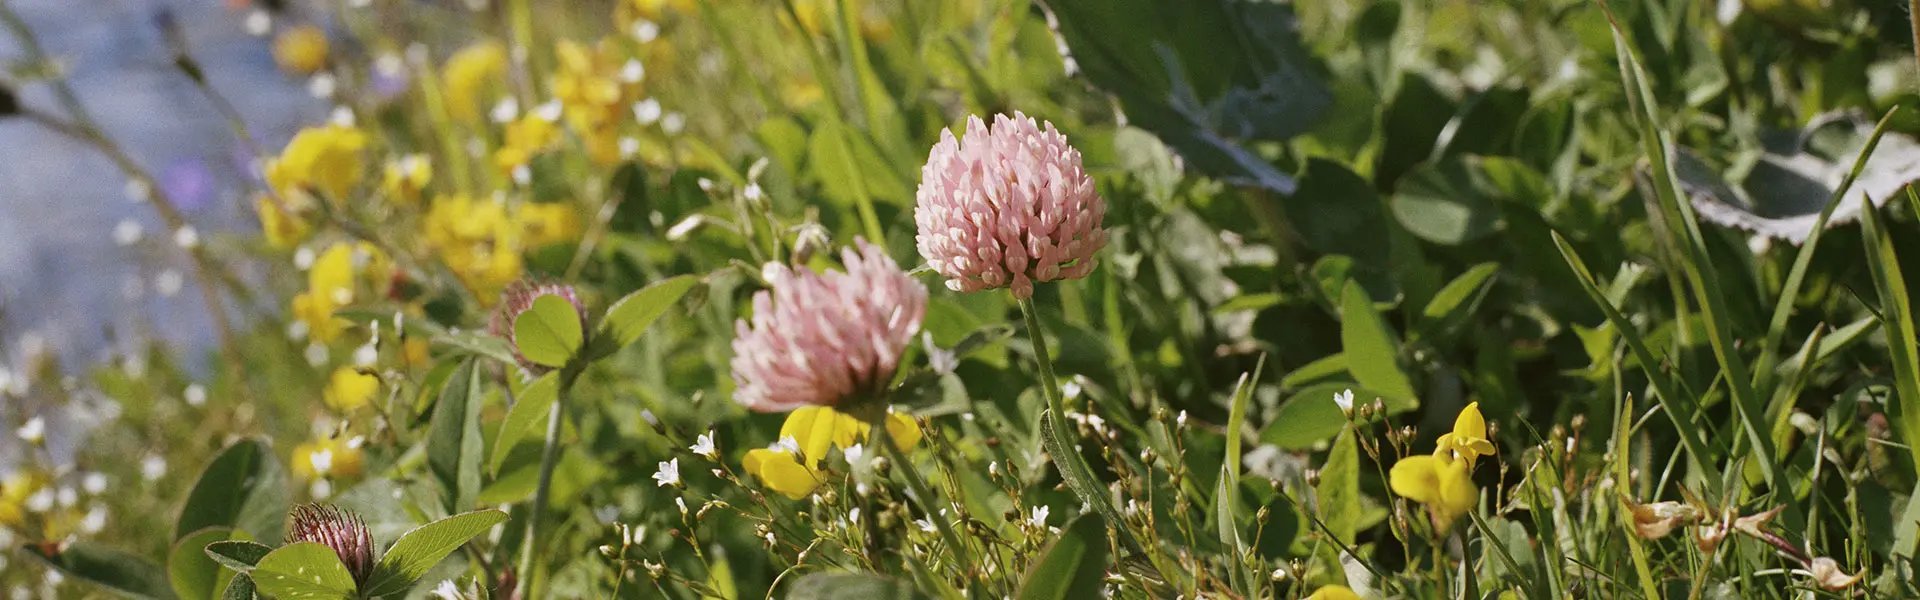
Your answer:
1317,429 -> 1360,545
1014,515 -> 1110,600
361,509 -> 508,597
491,372 -> 560,474
1284,159 -> 1393,266
170,528 -> 237,600
808,120 -> 895,240
204,541 -> 274,574
1339,281 -> 1414,401
222,574 -> 256,600
598,275 -> 699,349
23,541 -> 175,599
175,439 -> 287,542
1391,158 -> 1502,245
1280,353 -> 1348,388
512,294 -> 585,368
1040,0 -> 1328,194
249,543 -> 356,600
786,572 -> 923,600
1216,360 -> 1264,592
1260,383 -> 1411,449
432,329 -> 518,365
427,359 -> 484,512
1418,263 -> 1499,337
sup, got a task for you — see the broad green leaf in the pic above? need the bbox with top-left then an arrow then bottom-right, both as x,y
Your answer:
598,275 -> 699,349
1260,383 -> 1410,449
222,574 -> 255,600
1280,353 -> 1348,388
1317,429 -> 1360,545
1391,158 -> 1502,245
432,329 -> 517,365
1041,0 -> 1328,194
1014,515 -> 1110,600
204,541 -> 274,574
427,359 -> 483,512
1894,479 -> 1920,560
512,294 -> 584,368
1285,159 -> 1392,266
24,541 -> 174,599
1339,282 -> 1414,401
175,439 -> 287,542
249,542 -> 356,600
490,372 -> 560,474
361,509 -> 508,597
786,572 -> 922,600
170,527 -> 237,600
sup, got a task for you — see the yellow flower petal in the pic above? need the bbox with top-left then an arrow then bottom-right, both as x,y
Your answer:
885,411 -> 921,451
1389,454 -> 1446,505
1307,585 -> 1360,600
272,25 -> 329,76
743,448 -> 821,500
323,367 -> 379,412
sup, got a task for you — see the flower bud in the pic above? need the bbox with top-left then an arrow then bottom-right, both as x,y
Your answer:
287,504 -> 376,585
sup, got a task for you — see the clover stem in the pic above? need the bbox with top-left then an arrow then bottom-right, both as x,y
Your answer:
517,374 -> 572,598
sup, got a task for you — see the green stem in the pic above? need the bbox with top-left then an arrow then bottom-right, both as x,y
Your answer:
517,376 -> 572,598
874,423 -> 975,575
1016,295 -> 1147,557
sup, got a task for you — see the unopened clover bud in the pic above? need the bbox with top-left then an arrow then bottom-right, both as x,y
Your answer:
599,544 -> 618,557
1256,506 -> 1270,524
287,504 -> 376,586
488,280 -> 587,375
818,489 -> 839,506
1305,469 -> 1320,487
791,222 -> 830,265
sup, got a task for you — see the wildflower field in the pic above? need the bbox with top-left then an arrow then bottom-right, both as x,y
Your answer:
8,0 -> 1920,597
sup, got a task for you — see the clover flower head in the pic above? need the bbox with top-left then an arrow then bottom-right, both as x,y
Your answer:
914,112 -> 1106,299
730,239 -> 926,412
287,504 -> 376,585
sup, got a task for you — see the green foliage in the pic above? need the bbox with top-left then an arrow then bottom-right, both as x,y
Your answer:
512,295 -> 585,368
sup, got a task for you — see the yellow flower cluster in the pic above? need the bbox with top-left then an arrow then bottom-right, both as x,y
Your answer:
0,469 -> 48,530
381,155 -> 433,206
266,125 -> 369,202
293,242 -> 388,344
422,195 -> 581,301
743,406 -> 921,500
323,367 -> 380,412
551,39 -> 645,165
1388,402 -> 1491,530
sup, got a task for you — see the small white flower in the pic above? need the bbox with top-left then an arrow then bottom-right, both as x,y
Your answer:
490,98 -> 520,124
155,270 -> 185,297
112,220 -> 143,246
620,59 -> 645,83
309,448 -> 336,476
775,436 -> 801,455
243,10 -> 271,36
1026,505 -> 1050,528
847,507 -> 861,525
633,98 -> 662,125
618,136 -> 640,159
352,344 -> 378,367
183,384 -> 207,407
79,507 -> 107,534
80,473 -> 107,494
661,112 -> 686,135
307,73 -> 337,99
140,455 -> 167,481
689,431 -> 717,459
23,488 -> 53,513
1175,410 -> 1189,428
629,20 -> 660,43
1334,389 -> 1355,415
652,458 -> 681,487
534,100 -> 563,122
1061,379 -> 1082,399
15,417 -> 44,444
328,106 -> 356,127
842,443 -> 865,466
430,580 -> 463,600
914,518 -> 936,533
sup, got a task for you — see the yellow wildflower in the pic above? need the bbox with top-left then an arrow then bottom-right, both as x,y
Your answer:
1389,454 -> 1477,530
294,243 -> 359,344
424,195 -> 525,300
442,42 -> 507,122
266,125 -> 368,201
256,194 -> 312,250
1434,401 -> 1495,466
323,367 -> 380,412
291,436 -> 365,481
519,202 -> 582,249
617,0 -> 694,24
494,113 -> 560,174
381,155 -> 433,206
272,25 -> 329,76
1307,585 -> 1361,600
742,406 -> 921,500
0,469 -> 50,530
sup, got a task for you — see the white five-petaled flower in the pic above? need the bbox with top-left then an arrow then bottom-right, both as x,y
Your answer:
842,443 -> 866,466
689,431 -> 717,460
915,518 -> 937,533
430,580 -> 463,600
652,458 -> 681,488
1334,389 -> 1355,415
15,417 -> 44,444
1027,505 -> 1050,528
